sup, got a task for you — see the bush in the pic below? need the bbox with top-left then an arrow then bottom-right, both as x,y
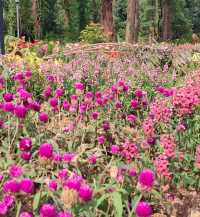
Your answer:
80,23 -> 108,44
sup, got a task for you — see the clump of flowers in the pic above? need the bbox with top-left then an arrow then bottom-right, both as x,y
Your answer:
160,134 -> 176,158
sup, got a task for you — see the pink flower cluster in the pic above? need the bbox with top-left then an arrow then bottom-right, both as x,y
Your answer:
121,140 -> 139,161
142,117 -> 155,138
150,98 -> 172,123
173,85 -> 200,116
160,134 -> 176,158
154,154 -> 171,179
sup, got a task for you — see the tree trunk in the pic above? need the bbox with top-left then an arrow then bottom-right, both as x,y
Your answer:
162,0 -> 173,41
100,0 -> 115,41
32,0 -> 41,39
125,0 -> 139,43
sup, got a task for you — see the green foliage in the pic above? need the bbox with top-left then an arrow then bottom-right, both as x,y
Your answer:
80,23 -> 108,44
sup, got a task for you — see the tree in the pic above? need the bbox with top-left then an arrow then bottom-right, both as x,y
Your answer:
100,0 -> 115,41
32,0 -> 41,39
125,0 -> 139,43
162,0 -> 173,40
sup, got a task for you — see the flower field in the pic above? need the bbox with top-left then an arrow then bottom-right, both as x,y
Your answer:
1,41 -> 200,217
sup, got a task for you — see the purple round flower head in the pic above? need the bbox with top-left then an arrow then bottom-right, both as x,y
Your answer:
110,145 -> 120,154
128,167 -> 137,177
48,180 -> 57,191
91,111 -> 98,120
85,91 -> 93,99
88,154 -> 97,164
53,152 -> 62,162
29,100 -> 41,112
40,204 -> 57,217
102,121 -> 110,131
20,151 -> 32,161
64,175 -> 82,191
79,184 -> 93,201
2,195 -> 14,207
39,112 -> 49,123
79,103 -> 87,113
135,201 -> 152,217
49,97 -> 58,108
63,152 -> 75,163
9,164 -> 23,177
39,143 -> 53,159
20,212 -> 33,217
138,169 -> 155,190
42,85 -> 52,98
20,178 -> 34,194
3,179 -> 20,193
55,87 -> 64,97
47,75 -> 55,82
58,211 -> 73,217
19,137 -> 32,151
14,105 -> 27,118
63,100 -> 70,110
58,169 -> 68,180
127,114 -> 137,123
115,101 -> 123,109
25,70 -> 32,78
95,91 -> 102,98
18,89 -> 32,101
3,92 -> 13,102
70,94 -> 78,103
97,135 -> 106,145
131,99 -> 139,109
0,202 -> 7,215
74,82 -> 84,91
13,72 -> 24,81
3,102 -> 15,112
135,89 -> 143,98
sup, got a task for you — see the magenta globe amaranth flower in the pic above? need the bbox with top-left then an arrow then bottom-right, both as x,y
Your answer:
19,137 -> 32,151
20,178 -> 34,194
42,85 -> 52,98
0,201 -> 7,215
49,97 -> 58,108
110,145 -> 120,154
39,143 -> 53,159
19,212 -> 33,217
2,195 -> 14,207
3,92 -> 13,102
88,154 -> 97,164
63,152 -> 75,163
131,99 -> 139,109
9,164 -> 23,177
55,87 -> 64,97
79,184 -> 93,201
40,204 -> 57,217
64,176 -> 82,191
39,112 -> 49,123
91,111 -> 99,120
128,167 -> 137,177
3,179 -> 20,193
48,180 -> 58,191
58,169 -> 68,180
127,114 -> 137,123
63,100 -> 70,110
74,82 -> 84,91
97,135 -> 106,145
135,89 -> 144,98
138,169 -> 155,190
3,102 -> 15,112
14,105 -> 27,118
20,151 -> 32,161
135,201 -> 152,217
58,211 -> 73,217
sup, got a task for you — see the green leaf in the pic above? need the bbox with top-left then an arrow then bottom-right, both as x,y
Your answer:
112,192 -> 123,217
95,193 -> 110,208
33,191 -> 41,211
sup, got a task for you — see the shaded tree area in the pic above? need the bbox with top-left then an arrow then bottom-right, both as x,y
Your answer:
2,0 -> 200,43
